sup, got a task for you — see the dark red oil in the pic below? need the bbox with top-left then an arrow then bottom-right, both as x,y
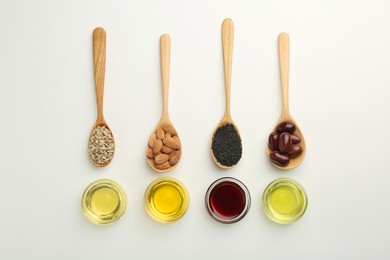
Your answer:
209,181 -> 246,219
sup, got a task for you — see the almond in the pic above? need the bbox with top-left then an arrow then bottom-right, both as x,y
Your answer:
155,154 -> 170,164
173,136 -> 181,148
169,150 -> 181,166
148,133 -> 156,148
152,139 -> 163,156
156,128 -> 165,139
163,134 -> 180,149
161,145 -> 173,154
162,125 -> 177,136
146,147 -> 154,159
155,161 -> 170,170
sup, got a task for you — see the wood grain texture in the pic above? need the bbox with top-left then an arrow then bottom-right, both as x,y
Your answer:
93,27 -> 106,125
160,34 -> 171,122
222,18 -> 234,120
278,32 -> 290,118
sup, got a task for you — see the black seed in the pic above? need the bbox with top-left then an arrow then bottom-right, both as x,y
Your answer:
211,124 -> 242,167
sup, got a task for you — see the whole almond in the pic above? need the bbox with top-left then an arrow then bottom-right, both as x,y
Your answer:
161,145 -> 173,154
163,134 -> 180,149
156,128 -> 165,139
146,147 -> 154,159
148,133 -> 156,148
155,161 -> 171,170
173,136 -> 181,148
169,150 -> 181,166
155,154 -> 170,164
153,139 -> 163,156
162,125 -> 177,136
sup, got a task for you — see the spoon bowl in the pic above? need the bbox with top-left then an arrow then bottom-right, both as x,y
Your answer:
147,120 -> 181,173
267,33 -> 306,170
267,116 -> 306,170
211,18 -> 242,169
211,117 -> 242,169
146,34 -> 182,173
88,27 -> 115,167
89,121 -> 115,167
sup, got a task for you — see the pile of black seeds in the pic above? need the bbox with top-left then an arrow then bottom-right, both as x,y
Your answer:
212,124 -> 242,167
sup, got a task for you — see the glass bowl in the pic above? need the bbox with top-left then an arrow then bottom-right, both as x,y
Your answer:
81,179 -> 127,225
262,178 -> 308,224
205,177 -> 251,224
144,177 -> 189,223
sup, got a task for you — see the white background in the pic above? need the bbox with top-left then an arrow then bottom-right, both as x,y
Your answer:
1,0 -> 390,259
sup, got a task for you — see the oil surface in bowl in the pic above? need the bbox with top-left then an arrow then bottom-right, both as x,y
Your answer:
81,179 -> 127,225
210,182 -> 245,217
145,177 -> 189,223
90,187 -> 119,215
211,124 -> 242,167
262,178 -> 307,224
205,177 -> 250,224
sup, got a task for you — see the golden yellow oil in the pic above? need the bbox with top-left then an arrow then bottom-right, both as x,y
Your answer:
82,179 -> 127,225
145,177 -> 189,223
262,178 -> 307,224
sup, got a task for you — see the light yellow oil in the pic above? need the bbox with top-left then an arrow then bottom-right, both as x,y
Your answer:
145,177 -> 189,223
82,179 -> 127,225
270,187 -> 299,215
263,178 -> 307,224
90,187 -> 119,215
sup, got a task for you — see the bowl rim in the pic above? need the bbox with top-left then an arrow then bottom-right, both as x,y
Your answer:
81,178 -> 127,225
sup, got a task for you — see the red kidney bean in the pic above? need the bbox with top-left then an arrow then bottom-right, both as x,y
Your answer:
290,134 -> 301,144
278,132 -> 292,153
277,122 -> 296,133
268,132 -> 280,151
270,151 -> 289,166
288,145 -> 303,159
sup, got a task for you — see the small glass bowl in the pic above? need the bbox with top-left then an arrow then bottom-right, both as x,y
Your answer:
205,177 -> 251,224
262,178 -> 308,224
144,177 -> 189,223
81,179 -> 127,225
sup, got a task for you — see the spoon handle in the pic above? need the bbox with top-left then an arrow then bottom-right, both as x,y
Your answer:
222,18 -> 234,119
160,34 -> 171,121
278,32 -> 290,117
93,27 -> 106,123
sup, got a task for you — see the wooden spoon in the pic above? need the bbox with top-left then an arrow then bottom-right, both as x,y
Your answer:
267,32 -> 306,169
88,27 -> 115,167
146,34 -> 182,173
210,18 -> 242,169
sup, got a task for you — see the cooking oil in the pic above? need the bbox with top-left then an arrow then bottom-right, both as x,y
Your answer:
205,177 -> 251,224
82,179 -> 127,225
90,187 -> 119,214
262,178 -> 307,224
145,177 -> 189,223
